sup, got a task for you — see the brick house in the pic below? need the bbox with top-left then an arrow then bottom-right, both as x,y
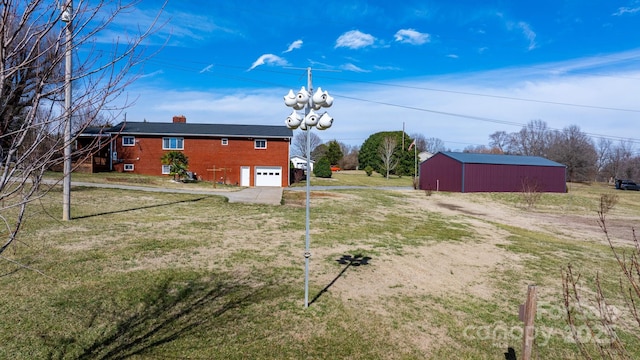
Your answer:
78,116 -> 293,187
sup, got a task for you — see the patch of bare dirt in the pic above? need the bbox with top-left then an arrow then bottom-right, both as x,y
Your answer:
408,191 -> 636,246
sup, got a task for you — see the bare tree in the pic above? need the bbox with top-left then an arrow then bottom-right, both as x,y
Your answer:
0,1 -> 165,258
617,140 -> 636,180
338,143 -> 359,170
424,137 -> 446,154
602,140 -> 635,181
508,119 -> 552,156
489,131 -> 510,153
72,105 -> 112,133
463,144 -> 498,154
292,131 -> 322,158
547,125 -> 597,182
378,136 -> 398,179
596,138 -> 613,182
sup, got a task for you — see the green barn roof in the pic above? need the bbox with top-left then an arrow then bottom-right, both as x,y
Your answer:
440,152 -> 565,167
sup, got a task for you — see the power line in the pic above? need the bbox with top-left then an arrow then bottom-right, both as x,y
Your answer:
316,74 -> 640,113
335,93 -> 524,127
334,93 -> 640,145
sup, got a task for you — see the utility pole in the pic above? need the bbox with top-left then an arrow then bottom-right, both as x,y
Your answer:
62,1 -> 73,221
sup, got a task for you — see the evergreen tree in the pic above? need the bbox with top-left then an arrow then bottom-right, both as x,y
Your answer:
325,140 -> 344,165
358,131 -> 412,176
314,157 -> 332,178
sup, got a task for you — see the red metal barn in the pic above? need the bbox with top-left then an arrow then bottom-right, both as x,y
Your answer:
419,152 -> 567,193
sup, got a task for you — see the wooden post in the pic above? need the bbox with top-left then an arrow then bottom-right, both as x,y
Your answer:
207,166 -> 231,188
207,166 -> 220,188
521,285 -> 537,360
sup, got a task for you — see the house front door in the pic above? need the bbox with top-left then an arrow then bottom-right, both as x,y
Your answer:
240,166 -> 250,187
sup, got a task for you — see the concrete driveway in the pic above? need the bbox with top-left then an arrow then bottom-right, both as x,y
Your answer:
225,187 -> 283,205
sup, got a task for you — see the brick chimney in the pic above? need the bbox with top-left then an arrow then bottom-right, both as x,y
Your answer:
172,115 -> 186,123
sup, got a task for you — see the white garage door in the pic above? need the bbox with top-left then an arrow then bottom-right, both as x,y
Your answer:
255,166 -> 282,187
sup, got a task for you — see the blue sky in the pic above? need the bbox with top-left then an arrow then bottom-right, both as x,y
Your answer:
106,0 -> 640,151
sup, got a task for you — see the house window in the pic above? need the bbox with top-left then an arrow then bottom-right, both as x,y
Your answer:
122,136 -> 135,146
161,165 -> 170,174
221,138 -> 228,146
255,139 -> 267,149
124,164 -> 134,171
163,137 -> 184,150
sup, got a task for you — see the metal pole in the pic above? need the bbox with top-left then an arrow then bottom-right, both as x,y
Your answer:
414,144 -> 417,182
304,67 -> 312,308
62,1 -> 73,221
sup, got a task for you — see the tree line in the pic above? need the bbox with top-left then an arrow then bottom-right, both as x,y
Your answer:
294,119 -> 639,183
474,119 -> 638,183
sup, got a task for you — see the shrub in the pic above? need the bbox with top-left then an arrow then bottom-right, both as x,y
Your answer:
161,151 -> 189,181
364,165 -> 374,177
314,157 -> 332,178
520,178 -> 541,208
561,194 -> 638,359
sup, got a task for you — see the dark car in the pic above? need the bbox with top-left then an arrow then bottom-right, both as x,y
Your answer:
616,179 -> 640,191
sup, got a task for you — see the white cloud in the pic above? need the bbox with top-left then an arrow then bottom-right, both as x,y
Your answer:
536,48 -> 640,75
447,54 -> 459,59
516,21 -> 537,50
140,69 -> 164,78
612,6 -> 640,16
335,30 -> 376,49
502,16 -> 537,51
284,39 -> 303,53
373,65 -> 402,71
199,64 -> 214,73
247,54 -> 289,71
394,29 -> 430,45
340,63 -> 370,72
308,59 -> 334,69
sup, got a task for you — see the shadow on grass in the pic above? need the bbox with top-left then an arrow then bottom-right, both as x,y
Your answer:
73,196 -> 209,220
45,276 -> 263,360
309,254 -> 371,306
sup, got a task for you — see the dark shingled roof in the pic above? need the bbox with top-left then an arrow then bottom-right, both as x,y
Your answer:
77,126 -> 111,136
107,121 -> 293,138
440,151 -> 565,167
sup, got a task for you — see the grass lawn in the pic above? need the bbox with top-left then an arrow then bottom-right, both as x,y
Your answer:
1,177 -> 639,359
303,170 -> 414,187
